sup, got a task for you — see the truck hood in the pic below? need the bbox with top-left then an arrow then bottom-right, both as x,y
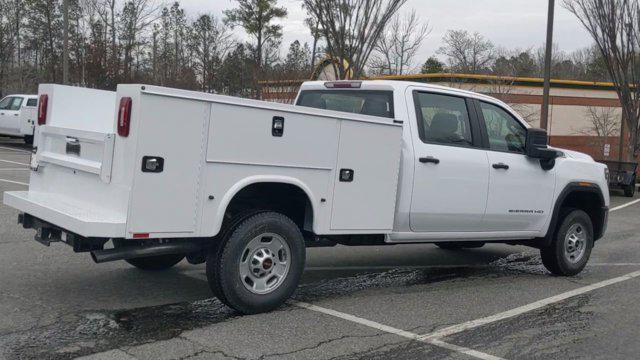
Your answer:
551,147 -> 594,162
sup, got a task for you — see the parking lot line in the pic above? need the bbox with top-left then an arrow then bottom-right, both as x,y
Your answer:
418,269 -> 640,341
0,178 -> 28,186
0,159 -> 29,166
610,198 -> 640,212
179,269 -> 502,359
0,145 -> 31,154
0,168 -> 29,171
293,301 -> 504,360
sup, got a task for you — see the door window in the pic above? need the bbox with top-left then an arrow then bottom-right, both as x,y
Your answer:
26,98 -> 38,107
414,92 -> 473,147
479,102 -> 526,154
5,97 -> 23,111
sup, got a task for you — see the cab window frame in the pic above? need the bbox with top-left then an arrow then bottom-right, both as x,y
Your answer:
473,99 -> 528,155
412,90 -> 483,149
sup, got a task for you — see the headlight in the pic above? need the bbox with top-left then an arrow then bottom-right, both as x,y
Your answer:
604,168 -> 610,182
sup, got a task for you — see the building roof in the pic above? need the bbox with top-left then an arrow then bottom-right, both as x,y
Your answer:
261,73 -> 619,91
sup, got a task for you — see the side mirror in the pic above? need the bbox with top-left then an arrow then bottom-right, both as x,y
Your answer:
525,128 -> 559,170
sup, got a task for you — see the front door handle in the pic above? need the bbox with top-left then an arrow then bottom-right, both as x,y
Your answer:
492,163 -> 509,170
419,156 -> 440,164
13,113 -> 19,116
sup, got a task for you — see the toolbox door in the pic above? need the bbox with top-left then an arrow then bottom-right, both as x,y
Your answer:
127,93 -> 209,235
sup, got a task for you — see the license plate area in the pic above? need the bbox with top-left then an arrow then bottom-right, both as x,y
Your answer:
65,137 -> 81,156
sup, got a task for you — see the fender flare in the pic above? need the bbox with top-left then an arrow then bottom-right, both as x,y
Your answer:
540,182 -> 607,247
212,175 -> 319,236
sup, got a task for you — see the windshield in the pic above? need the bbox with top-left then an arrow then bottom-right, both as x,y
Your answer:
0,97 -> 12,110
296,90 -> 394,119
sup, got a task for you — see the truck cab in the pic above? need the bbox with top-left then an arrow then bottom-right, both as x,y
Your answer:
4,81 -> 610,314
296,80 -> 609,243
0,94 -> 38,144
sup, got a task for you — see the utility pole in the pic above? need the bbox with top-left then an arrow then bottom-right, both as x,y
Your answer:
540,0 -> 555,132
62,0 -> 69,84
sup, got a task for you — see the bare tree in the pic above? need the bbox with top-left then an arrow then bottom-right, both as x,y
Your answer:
564,0 -> 640,159
302,0 -> 408,79
119,0 -> 160,81
577,106 -> 619,158
190,14 -> 234,92
370,10 -> 430,75
437,30 -> 495,74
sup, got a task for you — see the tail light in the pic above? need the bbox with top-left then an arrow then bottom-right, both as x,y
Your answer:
37,94 -> 48,125
117,97 -> 132,137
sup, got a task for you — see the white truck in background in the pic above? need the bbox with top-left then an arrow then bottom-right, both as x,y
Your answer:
0,94 -> 39,144
4,81 -> 609,314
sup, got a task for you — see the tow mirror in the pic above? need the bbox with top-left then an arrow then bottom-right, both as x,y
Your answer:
525,128 -> 559,170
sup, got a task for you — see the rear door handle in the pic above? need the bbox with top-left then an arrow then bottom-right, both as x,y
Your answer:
419,156 -> 440,164
492,163 -> 509,170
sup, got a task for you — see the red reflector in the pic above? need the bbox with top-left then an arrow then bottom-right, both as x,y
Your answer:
117,97 -> 132,137
133,233 -> 149,239
37,94 -> 48,125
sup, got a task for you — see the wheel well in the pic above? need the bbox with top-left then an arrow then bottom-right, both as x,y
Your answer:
224,183 -> 313,232
557,190 -> 605,240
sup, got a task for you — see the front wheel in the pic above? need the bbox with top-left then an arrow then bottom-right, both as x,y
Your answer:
541,208 -> 593,276
206,211 -> 306,314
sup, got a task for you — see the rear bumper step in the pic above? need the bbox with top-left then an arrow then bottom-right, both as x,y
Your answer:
5,191 -> 126,238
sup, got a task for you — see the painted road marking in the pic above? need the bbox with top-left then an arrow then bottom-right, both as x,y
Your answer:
0,168 -> 29,171
0,159 -> 29,166
0,178 -> 28,186
179,270 -> 502,359
0,145 -> 31,154
293,301 -> 504,360
611,198 -> 640,212
418,269 -> 640,341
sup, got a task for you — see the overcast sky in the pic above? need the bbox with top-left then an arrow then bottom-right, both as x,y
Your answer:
183,0 -> 593,64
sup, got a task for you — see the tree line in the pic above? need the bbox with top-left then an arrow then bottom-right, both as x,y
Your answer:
0,0 -> 627,104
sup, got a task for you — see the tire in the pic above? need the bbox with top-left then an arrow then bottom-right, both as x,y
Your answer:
24,135 -> 33,145
206,211 -> 305,314
541,208 -> 593,276
624,182 -> 636,198
436,242 -> 485,250
113,240 -> 185,271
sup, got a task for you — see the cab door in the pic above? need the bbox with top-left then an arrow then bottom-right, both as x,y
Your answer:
475,100 -> 556,231
0,97 -> 23,135
409,89 -> 490,232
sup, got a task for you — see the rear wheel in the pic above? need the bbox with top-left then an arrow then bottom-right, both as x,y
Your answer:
24,135 -> 33,145
541,208 -> 593,276
206,211 -> 305,314
436,242 -> 485,250
113,240 -> 185,271
624,181 -> 636,197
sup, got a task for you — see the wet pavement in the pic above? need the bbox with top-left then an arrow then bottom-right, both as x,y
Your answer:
0,138 -> 638,359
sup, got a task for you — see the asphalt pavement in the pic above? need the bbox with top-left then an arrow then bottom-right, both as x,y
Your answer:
0,137 -> 638,360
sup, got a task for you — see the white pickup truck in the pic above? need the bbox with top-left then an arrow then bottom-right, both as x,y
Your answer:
4,81 -> 609,314
0,94 -> 39,144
